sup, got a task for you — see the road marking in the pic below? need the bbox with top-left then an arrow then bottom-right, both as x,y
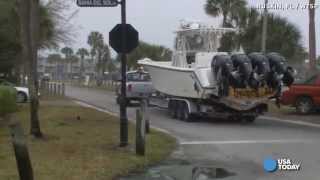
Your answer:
180,139 -> 314,145
262,116 -> 320,129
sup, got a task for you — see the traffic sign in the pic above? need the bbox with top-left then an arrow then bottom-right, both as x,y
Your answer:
109,24 -> 139,54
77,0 -> 118,7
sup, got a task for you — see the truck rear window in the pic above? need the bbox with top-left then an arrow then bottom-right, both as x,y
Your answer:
127,73 -> 151,82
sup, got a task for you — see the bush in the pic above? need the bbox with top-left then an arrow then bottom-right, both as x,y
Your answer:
0,85 -> 17,117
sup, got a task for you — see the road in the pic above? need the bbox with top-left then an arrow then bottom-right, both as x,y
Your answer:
66,85 -> 320,180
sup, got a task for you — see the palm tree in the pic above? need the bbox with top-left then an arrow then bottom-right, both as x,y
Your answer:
205,0 -> 247,27
239,13 -> 305,62
76,48 -> 89,79
309,0 -> 317,73
87,31 -> 104,63
17,0 -> 43,137
87,31 -> 105,85
101,44 -> 111,76
61,47 -> 74,79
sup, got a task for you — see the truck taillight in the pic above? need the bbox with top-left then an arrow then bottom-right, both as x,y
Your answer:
127,84 -> 132,92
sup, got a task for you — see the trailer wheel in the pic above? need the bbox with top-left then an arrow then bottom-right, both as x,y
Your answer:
245,116 -> 256,123
177,101 -> 184,120
168,100 -> 177,119
181,103 -> 192,122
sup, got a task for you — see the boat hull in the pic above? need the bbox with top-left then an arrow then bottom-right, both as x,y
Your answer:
139,60 -> 204,99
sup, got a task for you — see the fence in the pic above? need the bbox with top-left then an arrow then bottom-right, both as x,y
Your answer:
40,81 -> 65,96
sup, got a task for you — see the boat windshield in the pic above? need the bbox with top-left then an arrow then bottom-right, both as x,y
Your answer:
174,28 -> 236,53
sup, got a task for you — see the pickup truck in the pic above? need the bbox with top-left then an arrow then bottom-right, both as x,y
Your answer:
281,74 -> 320,114
116,71 -> 155,105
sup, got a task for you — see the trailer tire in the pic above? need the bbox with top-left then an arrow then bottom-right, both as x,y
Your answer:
181,102 -> 193,122
245,116 -> 256,123
177,101 -> 184,120
168,100 -> 178,119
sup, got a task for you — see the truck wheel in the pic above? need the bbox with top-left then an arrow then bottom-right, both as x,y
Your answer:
296,97 -> 313,114
17,92 -> 27,103
169,100 -> 177,119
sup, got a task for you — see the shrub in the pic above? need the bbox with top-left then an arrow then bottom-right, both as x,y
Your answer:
0,85 -> 18,117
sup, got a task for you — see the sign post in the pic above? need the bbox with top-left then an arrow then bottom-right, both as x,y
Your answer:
77,0 -> 139,147
119,0 -> 128,147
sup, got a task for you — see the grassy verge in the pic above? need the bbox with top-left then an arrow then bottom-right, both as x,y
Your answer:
0,100 -> 176,180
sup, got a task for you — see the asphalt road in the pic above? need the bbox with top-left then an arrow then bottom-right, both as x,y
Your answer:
66,85 -> 320,180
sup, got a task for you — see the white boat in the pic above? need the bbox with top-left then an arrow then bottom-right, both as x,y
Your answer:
138,21 -> 237,99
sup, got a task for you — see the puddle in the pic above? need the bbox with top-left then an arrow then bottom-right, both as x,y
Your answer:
119,160 -> 235,180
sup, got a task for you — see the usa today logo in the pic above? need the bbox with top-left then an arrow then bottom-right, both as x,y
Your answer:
263,157 -> 301,172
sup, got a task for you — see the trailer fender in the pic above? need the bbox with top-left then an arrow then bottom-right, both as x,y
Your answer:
169,98 -> 198,114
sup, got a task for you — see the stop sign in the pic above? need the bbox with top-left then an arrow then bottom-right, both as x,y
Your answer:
109,24 -> 139,54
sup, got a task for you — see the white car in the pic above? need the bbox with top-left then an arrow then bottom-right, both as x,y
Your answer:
0,79 -> 29,103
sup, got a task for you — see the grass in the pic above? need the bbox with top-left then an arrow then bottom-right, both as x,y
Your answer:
0,101 -> 176,180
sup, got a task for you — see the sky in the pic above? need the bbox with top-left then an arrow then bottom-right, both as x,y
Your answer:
70,0 -> 320,56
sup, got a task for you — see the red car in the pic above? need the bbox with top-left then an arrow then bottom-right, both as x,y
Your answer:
281,74 -> 320,114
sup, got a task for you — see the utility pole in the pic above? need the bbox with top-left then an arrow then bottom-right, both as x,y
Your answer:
261,0 -> 268,53
119,0 -> 128,147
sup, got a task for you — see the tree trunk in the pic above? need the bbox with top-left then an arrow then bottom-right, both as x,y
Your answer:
29,0 -> 42,138
309,0 -> 317,73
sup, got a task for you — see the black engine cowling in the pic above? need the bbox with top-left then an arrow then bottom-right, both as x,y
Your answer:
266,53 -> 294,88
211,55 -> 233,96
248,52 -> 271,89
230,54 -> 253,88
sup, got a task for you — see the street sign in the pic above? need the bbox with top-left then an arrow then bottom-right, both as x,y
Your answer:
109,24 -> 139,54
77,0 -> 118,7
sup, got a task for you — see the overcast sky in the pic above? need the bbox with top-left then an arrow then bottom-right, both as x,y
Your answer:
70,0 -> 320,56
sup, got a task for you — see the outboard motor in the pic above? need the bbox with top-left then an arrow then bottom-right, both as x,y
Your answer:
266,53 -> 295,106
248,52 -> 271,89
266,53 -> 294,88
211,55 -> 234,96
230,54 -> 253,88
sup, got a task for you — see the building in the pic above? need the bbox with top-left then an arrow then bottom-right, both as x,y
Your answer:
38,56 -> 97,80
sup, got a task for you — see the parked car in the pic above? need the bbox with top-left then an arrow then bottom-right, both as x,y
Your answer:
0,79 -> 29,103
280,74 -> 320,114
116,71 -> 156,105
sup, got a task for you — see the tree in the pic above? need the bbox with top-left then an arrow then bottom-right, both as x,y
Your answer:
100,44 -> 111,75
241,13 -> 304,62
123,41 -> 172,69
87,31 -> 104,62
76,48 -> 89,78
309,0 -> 317,72
17,0 -> 42,137
87,31 -> 106,85
216,8 -> 305,63
61,46 -> 74,78
205,0 -> 247,27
